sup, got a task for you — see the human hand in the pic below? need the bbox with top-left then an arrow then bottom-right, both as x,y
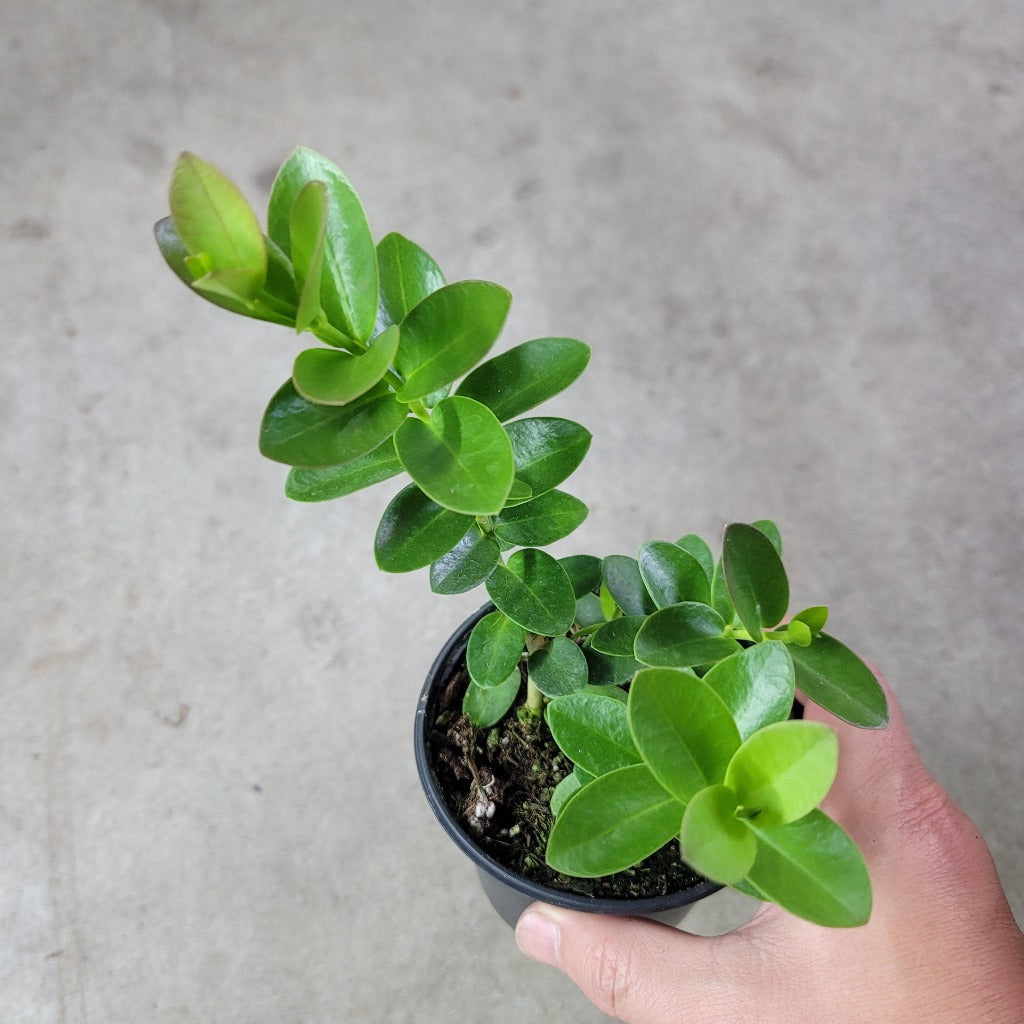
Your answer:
515,672 -> 1024,1023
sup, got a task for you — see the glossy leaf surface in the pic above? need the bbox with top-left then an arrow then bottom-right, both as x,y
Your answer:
702,643 -> 795,741
638,541 -> 712,608
634,603 -> 741,668
292,325 -> 400,406
376,231 -> 445,330
528,636 -> 588,698
675,533 -> 715,585
285,440 -> 403,502
726,721 -> 838,826
268,148 -> 378,342
545,764 -> 684,877
602,555 -> 656,617
395,281 -> 511,401
550,771 -> 584,818
722,523 -> 789,641
394,396 -> 514,515
589,616 -> 645,658
744,810 -> 872,927
493,490 -> 588,547
485,548 -> 576,636
429,527 -> 501,595
546,692 -> 640,777
559,554 -> 603,599
463,669 -> 521,729
467,611 -> 526,688
456,337 -> 590,421
505,418 -> 592,497
789,634 -> 889,728
680,785 -> 757,884
259,380 -> 406,468
373,484 -> 473,573
289,179 -> 328,332
628,667 -> 741,803
583,645 -> 641,686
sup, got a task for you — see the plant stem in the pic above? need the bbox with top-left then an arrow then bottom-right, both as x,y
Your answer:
524,676 -> 545,718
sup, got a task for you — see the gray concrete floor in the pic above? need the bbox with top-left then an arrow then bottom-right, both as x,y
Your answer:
3,2 -> 1022,1021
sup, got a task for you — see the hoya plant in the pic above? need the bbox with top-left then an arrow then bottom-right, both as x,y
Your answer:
155,148 -> 888,929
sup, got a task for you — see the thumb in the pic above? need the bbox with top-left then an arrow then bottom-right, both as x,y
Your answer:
515,903 -> 755,1023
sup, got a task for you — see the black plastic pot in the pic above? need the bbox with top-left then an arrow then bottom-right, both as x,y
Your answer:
414,604 -> 722,927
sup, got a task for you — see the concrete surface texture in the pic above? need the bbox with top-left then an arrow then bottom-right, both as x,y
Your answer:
2,1 -> 1022,1021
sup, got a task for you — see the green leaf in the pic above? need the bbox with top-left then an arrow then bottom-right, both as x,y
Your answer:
285,440 -> 403,502
574,593 -> 605,629
675,533 -> 714,584
455,337 -> 591,421
376,231 -> 445,331
559,554 -> 603,599
726,721 -> 838,826
702,643 -> 796,741
628,667 -> 741,803
602,555 -> 656,617
485,548 -> 576,636
722,523 -> 789,641
292,325 -> 400,406
289,180 -> 329,332
634,603 -> 742,669
638,541 -> 712,608
546,691 -> 640,777
394,396 -> 514,515
394,281 -> 511,401
168,152 -> 267,298
267,148 -> 378,342
744,810 -> 872,927
789,633 -> 889,728
545,763 -> 684,877
784,620 -> 813,647
467,611 -> 526,688
493,490 -> 588,548
583,644 -> 641,686
429,526 -> 501,595
589,616 -> 645,658
710,557 -> 736,624
259,380 -> 407,468
529,636 -> 589,698
550,771 -> 585,818
680,785 -> 757,885
504,418 -> 592,497
463,669 -> 521,728
373,484 -> 473,573
792,605 -> 829,634
752,519 -> 783,555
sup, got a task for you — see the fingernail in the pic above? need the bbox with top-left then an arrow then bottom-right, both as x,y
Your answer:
515,908 -> 560,968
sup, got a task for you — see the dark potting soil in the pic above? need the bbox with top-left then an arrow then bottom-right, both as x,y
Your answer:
428,665 -> 705,901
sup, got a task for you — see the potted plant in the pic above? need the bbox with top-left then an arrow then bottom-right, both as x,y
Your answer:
154,147 -> 889,931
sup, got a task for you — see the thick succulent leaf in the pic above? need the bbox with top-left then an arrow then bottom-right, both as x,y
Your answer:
559,554 -> 603,599
545,763 -> 684,877
583,645 -> 642,686
792,605 -> 829,634
505,418 -> 592,497
546,691 -> 640,778
376,231 -> 445,331
463,669 -> 521,728
634,603 -> 742,669
394,281 -> 511,401
722,523 -> 789,641
259,380 -> 406,468
467,611 -> 526,688
485,548 -> 576,636
289,179 -> 328,332
710,557 -> 736,624
726,721 -> 838,827
429,526 -> 501,595
285,440 -> 403,502
455,337 -> 591,421
680,785 -> 757,885
394,396 -> 514,516
168,152 -> 266,297
602,555 -> 656,617
373,484 -> 473,573
267,148 -> 378,342
528,636 -> 589,698
550,771 -> 585,818
702,643 -> 796,740
789,634 -> 889,728
292,325 -> 400,406
574,593 -> 606,629
628,667 -> 741,803
675,533 -> 715,585
744,810 -> 872,927
752,519 -> 783,554
638,541 -> 712,608
589,616 -> 645,658
493,490 -> 588,548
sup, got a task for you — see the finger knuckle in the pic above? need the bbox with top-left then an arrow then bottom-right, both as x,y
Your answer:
581,939 -> 642,1018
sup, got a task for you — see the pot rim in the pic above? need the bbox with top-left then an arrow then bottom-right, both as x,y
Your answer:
414,603 -> 722,917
